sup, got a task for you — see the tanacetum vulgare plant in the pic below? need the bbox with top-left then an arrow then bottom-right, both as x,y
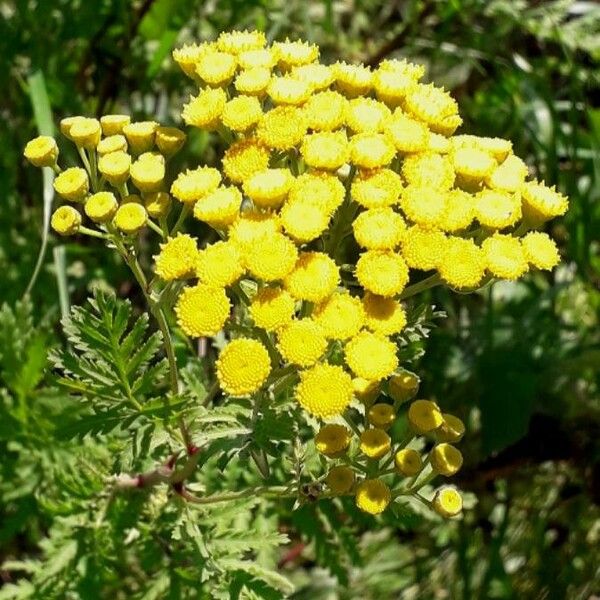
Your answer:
22,29 -> 568,593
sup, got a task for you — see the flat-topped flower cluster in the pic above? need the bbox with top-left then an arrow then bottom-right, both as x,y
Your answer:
24,30 -> 568,517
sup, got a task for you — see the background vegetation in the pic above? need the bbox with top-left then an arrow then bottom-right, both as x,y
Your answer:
1,0 -> 599,597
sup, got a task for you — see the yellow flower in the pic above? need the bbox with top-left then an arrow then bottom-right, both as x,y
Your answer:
387,114 -> 430,153
452,147 -> 496,181
313,292 -> 364,340
355,479 -> 391,515
122,121 -> 158,154
303,90 -> 348,131
130,152 -> 165,193
430,443 -> 463,476
333,62 -> 372,97
291,63 -> 334,90
195,50 -> 237,86
438,237 -> 485,289
53,167 -> 89,202
388,371 -> 420,404
175,284 -> 230,337
100,114 -> 131,136
482,234 -> 528,280
273,39 -> 319,68
256,105 -> 308,150
289,171 -> 345,215
222,138 -> 270,184
51,205 -> 81,236
113,202 -> 147,234
144,192 -> 172,218
352,377 -> 380,405
84,191 -> 118,223
400,185 -> 449,228
349,133 -> 395,169
355,250 -> 409,297
244,168 -> 294,209
432,487 -> 463,517
69,117 -> 101,149
362,293 -> 407,336
407,399 -> 443,433
172,42 -> 216,77
326,466 -> 355,494
267,75 -> 312,105
221,95 -> 263,132
155,126 -> 186,156
98,150 -> 131,186
360,428 -> 391,459
441,189 -> 475,232
249,286 -> 296,332
217,30 -> 266,54
315,424 -> 352,457
474,190 -> 521,229
280,198 -> 330,243
171,167 -> 222,204
228,210 -> 282,250
193,186 -> 242,228
353,208 -> 406,251
234,67 -> 272,96
428,132 -> 452,154
154,234 -> 199,281
284,251 -> 339,303
351,168 -> 403,209
521,231 -> 560,270
368,403 -> 396,430
345,97 -> 391,133
394,448 -> 423,476
373,61 -> 423,106
196,240 -> 244,287
301,131 -> 349,170
244,232 -> 299,282
452,134 -> 512,162
345,331 -> 398,381
216,338 -> 271,396
238,48 -> 278,70
521,181 -> 568,222
486,154 -> 528,193
277,319 -> 328,367
60,116 -> 86,139
181,88 -> 227,130
402,152 -> 455,190
437,413 -> 466,443
24,136 -> 59,167
400,225 -> 446,271
403,83 -> 462,135
295,363 -> 353,418
97,134 -> 127,155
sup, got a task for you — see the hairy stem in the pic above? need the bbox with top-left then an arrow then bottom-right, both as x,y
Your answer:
399,273 -> 442,300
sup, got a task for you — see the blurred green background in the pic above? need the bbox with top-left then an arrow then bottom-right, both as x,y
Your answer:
1,0 -> 599,597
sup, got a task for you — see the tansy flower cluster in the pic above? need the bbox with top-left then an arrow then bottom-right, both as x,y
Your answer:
24,30 -> 568,519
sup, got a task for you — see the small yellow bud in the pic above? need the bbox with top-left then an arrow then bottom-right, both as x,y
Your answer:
23,136 -> 59,167
100,114 -> 131,136
359,428 -> 391,459
69,117 -> 102,149
367,403 -> 396,430
123,121 -> 158,154
432,487 -> 463,517
53,167 -> 89,202
388,370 -> 420,404
144,192 -> 172,218
314,424 -> 352,458
97,134 -> 127,155
355,479 -> 391,515
155,126 -> 186,156
130,152 -> 165,193
326,466 -> 355,495
98,151 -> 131,186
430,443 -> 463,476
437,413 -> 465,443
407,399 -> 444,434
60,116 -> 86,139
394,448 -> 422,476
113,202 -> 147,234
51,205 -> 81,236
84,192 -> 118,223
352,377 -> 380,406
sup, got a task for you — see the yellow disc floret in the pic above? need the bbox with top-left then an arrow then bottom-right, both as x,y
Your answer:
345,331 -> 398,381
113,202 -> 147,234
315,424 -> 352,457
437,413 -> 466,443
474,190 -> 521,229
175,284 -> 230,337
394,448 -> 423,476
521,180 -> 569,221
303,90 -> 348,131
24,135 -> 59,167
388,371 -> 420,404
355,250 -> 409,297
326,466 -> 355,494
295,363 -> 353,418
51,205 -> 81,236
193,185 -> 242,228
312,292 -> 364,340
100,114 -> 131,136
521,231 -> 560,270
243,168 -> 294,208
349,133 -> 395,169
181,88 -> 227,130
244,232 -> 298,282
430,443 -> 463,476
301,131 -> 349,170
216,338 -> 271,396
437,237 -> 485,289
353,208 -> 406,250
345,97 -> 391,133
195,50 -> 237,86
196,240 -> 244,287
171,167 -> 221,204
154,234 -> 199,281
284,252 -> 339,303
368,404 -> 396,430
408,399 -> 443,433
355,479 -> 391,515
432,487 -> 463,517
98,151 -> 131,186
257,106 -> 308,150
130,152 -> 165,193
84,191 -> 118,223
280,198 -> 330,243
222,138 -> 270,183
249,286 -> 296,332
360,428 -> 391,459
400,185 -> 449,228
277,319 -> 328,367
481,234 -> 528,280
351,168 -> 403,209
53,167 -> 89,202
122,121 -> 157,154
362,293 -> 407,336
221,95 -> 263,132
400,225 -> 446,271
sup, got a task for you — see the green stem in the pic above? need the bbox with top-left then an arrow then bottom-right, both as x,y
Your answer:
170,204 -> 191,236
147,218 -> 166,239
88,148 -> 99,192
184,485 -> 294,505
399,273 -> 442,300
79,226 -> 110,240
